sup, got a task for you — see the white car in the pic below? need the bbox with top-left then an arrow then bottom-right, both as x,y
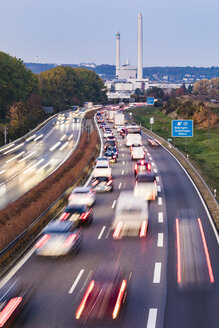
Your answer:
131,145 -> 145,160
134,172 -> 157,201
103,130 -> 113,138
68,186 -> 96,207
93,162 -> 112,178
112,191 -> 149,239
125,133 -> 142,147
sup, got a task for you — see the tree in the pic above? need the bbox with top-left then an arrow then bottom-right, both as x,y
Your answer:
147,87 -> 164,100
0,51 -> 39,118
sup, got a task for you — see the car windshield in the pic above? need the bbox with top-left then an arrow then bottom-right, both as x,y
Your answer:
65,206 -> 86,214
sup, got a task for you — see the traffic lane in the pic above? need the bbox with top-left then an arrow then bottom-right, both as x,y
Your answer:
0,128 -> 80,209
142,138 -> 219,327
6,131 -> 166,328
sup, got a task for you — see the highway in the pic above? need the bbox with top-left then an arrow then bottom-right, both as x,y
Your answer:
0,111 -> 82,209
0,114 -> 218,328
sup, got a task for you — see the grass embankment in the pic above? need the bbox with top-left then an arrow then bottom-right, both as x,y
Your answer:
130,107 -> 219,195
0,129 -> 99,251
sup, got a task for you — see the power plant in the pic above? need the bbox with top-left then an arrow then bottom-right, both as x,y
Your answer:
106,13 -> 149,100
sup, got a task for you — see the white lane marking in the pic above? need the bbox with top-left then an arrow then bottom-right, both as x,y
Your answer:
122,170 -> 124,175
0,247 -> 36,288
146,308 -> 158,328
123,161 -> 125,165
158,212 -> 163,223
157,185 -> 161,192
112,200 -> 117,208
149,157 -> 152,160
156,176 -> 159,181
158,197 -> 162,205
122,154 -> 125,157
152,162 -> 155,166
98,226 -> 106,239
118,182 -> 122,189
69,269 -> 84,294
147,153 -> 151,156
59,141 -> 69,151
157,233 -> 164,247
153,262 -> 162,283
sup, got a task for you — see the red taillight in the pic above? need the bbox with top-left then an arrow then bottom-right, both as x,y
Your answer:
92,180 -> 98,186
35,234 -> 51,248
64,234 -> 77,247
147,163 -> 151,171
134,164 -> 137,170
112,280 -> 127,319
140,221 -> 148,237
106,180 -> 112,186
59,212 -> 70,221
76,280 -> 95,319
80,209 -> 91,221
0,297 -> 23,327
113,221 -> 123,239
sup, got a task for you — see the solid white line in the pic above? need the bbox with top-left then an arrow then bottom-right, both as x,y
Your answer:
156,176 -> 159,181
98,226 -> 106,239
69,269 -> 84,294
157,233 -> 163,247
0,247 -> 36,288
152,162 -> 155,166
122,170 -> 124,175
158,197 -> 162,205
158,212 -> 163,223
153,262 -> 162,283
118,182 -> 122,189
112,200 -> 117,208
123,161 -> 125,165
146,308 -> 158,328
157,185 -> 161,192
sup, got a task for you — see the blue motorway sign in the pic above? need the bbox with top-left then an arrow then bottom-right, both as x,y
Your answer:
147,97 -> 154,105
172,120 -> 193,137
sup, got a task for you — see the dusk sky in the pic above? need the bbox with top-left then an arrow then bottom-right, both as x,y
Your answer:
1,0 -> 219,67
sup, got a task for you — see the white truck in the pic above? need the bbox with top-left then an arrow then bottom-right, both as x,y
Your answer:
114,112 -> 125,128
125,133 -> 142,147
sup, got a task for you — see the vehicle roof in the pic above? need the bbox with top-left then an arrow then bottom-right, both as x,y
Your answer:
73,186 -> 91,193
44,220 -> 74,233
92,264 -> 123,282
116,191 -> 148,211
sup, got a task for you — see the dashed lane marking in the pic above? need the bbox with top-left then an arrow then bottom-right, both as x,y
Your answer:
146,308 -> 158,328
112,200 -> 117,208
157,233 -> 164,247
158,197 -> 162,205
69,269 -> 84,294
153,262 -> 162,283
158,212 -> 163,223
97,226 -> 106,239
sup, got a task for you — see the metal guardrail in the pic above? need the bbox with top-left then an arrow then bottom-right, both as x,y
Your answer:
0,118 -> 101,277
140,125 -> 219,230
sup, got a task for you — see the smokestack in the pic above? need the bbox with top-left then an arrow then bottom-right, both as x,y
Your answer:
137,13 -> 143,79
116,31 -> 120,79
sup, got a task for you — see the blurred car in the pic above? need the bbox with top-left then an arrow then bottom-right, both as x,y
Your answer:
97,116 -> 104,123
104,149 -> 117,163
75,264 -> 128,322
116,125 -> 124,133
95,156 -> 109,166
68,186 -> 96,207
0,278 -> 33,327
104,140 -> 116,151
134,172 -> 157,201
60,204 -> 93,226
72,117 -> 80,123
134,159 -> 151,176
35,220 -> 82,257
112,191 -> 149,239
131,145 -> 145,160
148,138 -> 161,147
100,123 -> 107,130
120,128 -> 126,138
106,135 -> 116,142
107,146 -> 118,158
92,176 -> 114,192
103,130 -> 113,138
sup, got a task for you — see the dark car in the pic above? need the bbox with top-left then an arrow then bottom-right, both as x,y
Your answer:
107,146 -> 118,158
134,159 -> 151,176
92,176 -> 114,192
106,135 -> 116,142
60,204 -> 93,226
104,140 -> 116,151
0,278 -> 33,327
35,220 -> 82,257
75,264 -> 128,322
104,149 -> 117,163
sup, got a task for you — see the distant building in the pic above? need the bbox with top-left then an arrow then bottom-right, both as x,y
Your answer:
79,62 -> 96,68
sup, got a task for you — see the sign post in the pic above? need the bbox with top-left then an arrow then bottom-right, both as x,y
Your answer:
150,117 -> 154,132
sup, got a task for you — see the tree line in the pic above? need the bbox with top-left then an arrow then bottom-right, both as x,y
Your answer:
0,51 -> 107,145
